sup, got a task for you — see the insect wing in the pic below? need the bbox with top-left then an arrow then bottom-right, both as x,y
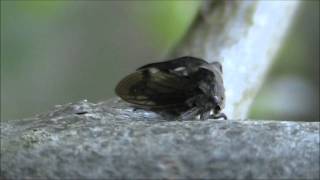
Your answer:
115,69 -> 195,108
137,56 -> 208,72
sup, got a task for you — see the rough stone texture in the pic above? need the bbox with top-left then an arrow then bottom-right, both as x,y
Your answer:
1,99 -> 319,179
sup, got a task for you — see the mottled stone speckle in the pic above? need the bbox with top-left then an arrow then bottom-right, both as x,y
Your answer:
1,99 -> 319,179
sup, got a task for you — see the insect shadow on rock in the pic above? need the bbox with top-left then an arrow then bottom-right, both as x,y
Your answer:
115,56 -> 227,120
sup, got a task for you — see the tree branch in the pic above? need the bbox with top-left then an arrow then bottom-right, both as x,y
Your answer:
171,1 -> 300,119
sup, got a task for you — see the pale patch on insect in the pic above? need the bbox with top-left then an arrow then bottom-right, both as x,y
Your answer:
142,100 -> 156,106
209,110 -> 214,115
174,66 -> 186,72
135,96 -> 147,100
148,68 -> 160,74
173,66 -> 188,76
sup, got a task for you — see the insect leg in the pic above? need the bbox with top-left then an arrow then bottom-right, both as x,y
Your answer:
199,110 -> 211,120
179,107 -> 201,120
211,113 -> 228,120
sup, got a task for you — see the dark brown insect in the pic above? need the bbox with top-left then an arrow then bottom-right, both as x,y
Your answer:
115,56 -> 227,120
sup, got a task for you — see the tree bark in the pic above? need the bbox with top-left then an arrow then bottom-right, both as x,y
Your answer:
170,1 -> 300,119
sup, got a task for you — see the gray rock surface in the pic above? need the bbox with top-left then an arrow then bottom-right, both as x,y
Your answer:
1,99 -> 319,179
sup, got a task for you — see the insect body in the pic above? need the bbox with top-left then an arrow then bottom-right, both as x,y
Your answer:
115,56 -> 227,120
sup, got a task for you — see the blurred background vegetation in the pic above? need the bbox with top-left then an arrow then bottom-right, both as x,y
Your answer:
1,1 -> 319,122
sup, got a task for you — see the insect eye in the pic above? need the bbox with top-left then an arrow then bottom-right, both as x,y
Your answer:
213,96 -> 219,103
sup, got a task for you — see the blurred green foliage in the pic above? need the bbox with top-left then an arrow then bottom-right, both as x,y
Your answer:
134,1 -> 200,50
1,1 -> 200,121
15,1 -> 66,16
